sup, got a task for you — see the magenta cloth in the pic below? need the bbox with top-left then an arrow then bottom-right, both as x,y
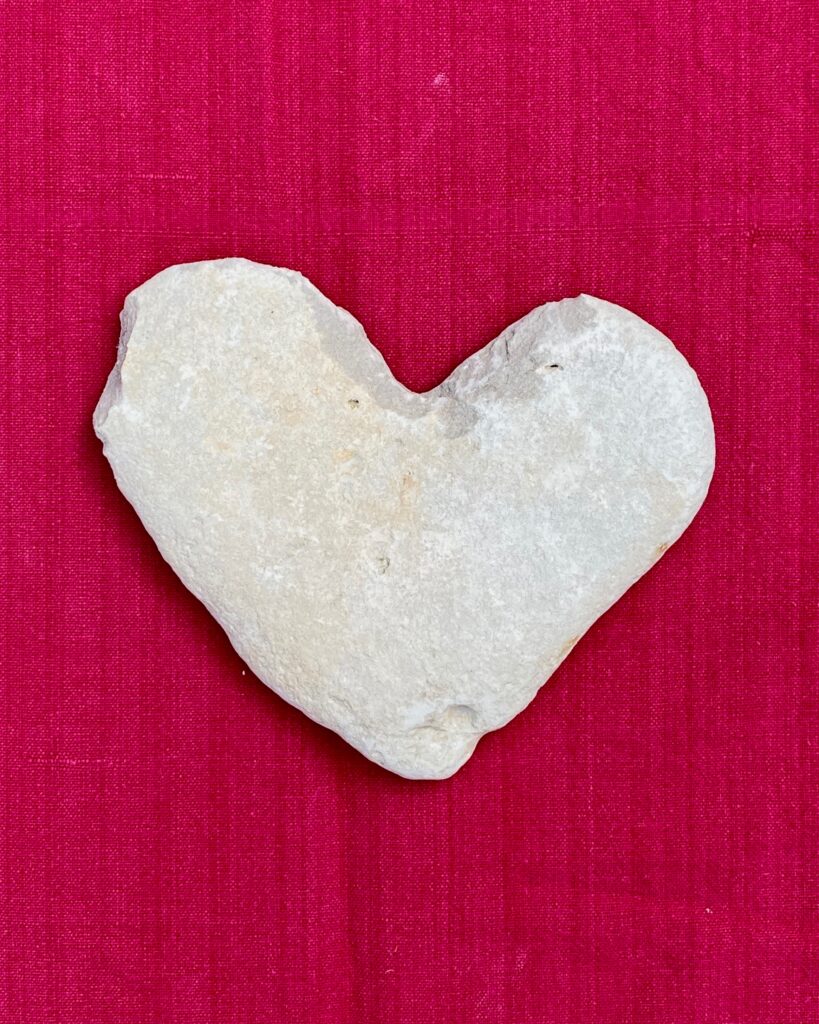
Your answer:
1,3 -> 816,1022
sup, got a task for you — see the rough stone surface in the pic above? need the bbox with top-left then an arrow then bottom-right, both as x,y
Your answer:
94,258 -> 715,779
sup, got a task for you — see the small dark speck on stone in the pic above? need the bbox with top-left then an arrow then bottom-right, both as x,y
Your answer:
347,398 -> 360,408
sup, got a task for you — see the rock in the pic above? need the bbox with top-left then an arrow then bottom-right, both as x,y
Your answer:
94,258 -> 715,779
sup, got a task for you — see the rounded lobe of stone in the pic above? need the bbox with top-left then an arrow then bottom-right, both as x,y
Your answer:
94,258 -> 715,779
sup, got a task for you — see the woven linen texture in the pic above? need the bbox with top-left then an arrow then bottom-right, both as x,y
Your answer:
1,2 -> 816,1021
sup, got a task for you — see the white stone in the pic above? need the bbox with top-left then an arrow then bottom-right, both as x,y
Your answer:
94,259 -> 715,779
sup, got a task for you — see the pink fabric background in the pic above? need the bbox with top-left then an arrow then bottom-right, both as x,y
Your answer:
1,2 -> 816,1021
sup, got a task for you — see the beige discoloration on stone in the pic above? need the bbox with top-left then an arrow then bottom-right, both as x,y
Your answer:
94,259 -> 715,779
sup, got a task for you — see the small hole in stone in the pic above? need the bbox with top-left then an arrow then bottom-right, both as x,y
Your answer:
549,363 -> 562,369
347,398 -> 360,409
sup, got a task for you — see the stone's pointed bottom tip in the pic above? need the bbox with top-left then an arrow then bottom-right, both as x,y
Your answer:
367,732 -> 484,781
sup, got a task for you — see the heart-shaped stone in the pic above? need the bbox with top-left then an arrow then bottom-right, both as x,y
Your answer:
95,259 -> 714,778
